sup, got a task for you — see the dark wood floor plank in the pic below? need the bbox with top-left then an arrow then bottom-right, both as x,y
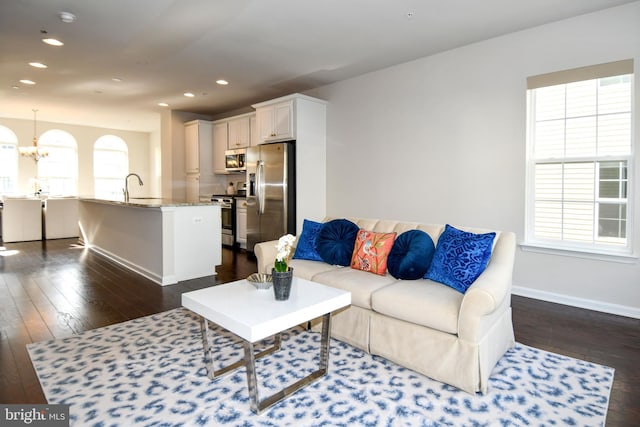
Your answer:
0,237 -> 637,426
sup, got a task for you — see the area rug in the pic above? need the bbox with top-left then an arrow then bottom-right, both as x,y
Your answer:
27,308 -> 614,426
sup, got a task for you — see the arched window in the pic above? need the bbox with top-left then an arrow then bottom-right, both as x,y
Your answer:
93,135 -> 129,199
37,130 -> 78,196
0,125 -> 18,194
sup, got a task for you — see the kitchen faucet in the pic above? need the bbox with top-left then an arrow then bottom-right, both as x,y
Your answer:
124,173 -> 144,202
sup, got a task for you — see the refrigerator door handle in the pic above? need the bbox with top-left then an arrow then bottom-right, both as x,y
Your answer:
257,160 -> 265,214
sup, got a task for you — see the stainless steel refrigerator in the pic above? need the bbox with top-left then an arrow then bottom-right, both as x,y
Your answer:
246,141 -> 296,252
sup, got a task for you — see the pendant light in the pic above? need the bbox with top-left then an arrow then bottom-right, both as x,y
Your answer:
19,109 -> 49,162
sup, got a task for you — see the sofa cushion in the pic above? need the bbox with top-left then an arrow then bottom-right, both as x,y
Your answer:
425,224 -> 496,294
293,219 -> 324,261
371,279 -> 464,334
289,259 -> 340,281
387,229 -> 435,280
312,268 -> 398,310
350,230 -> 396,275
316,219 -> 359,266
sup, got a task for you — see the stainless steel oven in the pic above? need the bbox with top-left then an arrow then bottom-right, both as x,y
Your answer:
211,195 -> 235,246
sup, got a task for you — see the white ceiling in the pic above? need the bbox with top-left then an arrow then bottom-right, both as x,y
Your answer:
0,0 -> 634,132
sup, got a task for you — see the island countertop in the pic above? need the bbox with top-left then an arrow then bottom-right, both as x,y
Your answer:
79,197 -> 215,208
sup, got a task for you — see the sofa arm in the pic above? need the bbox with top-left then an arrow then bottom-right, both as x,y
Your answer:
255,240 -> 279,274
457,231 -> 516,341
254,238 -> 299,274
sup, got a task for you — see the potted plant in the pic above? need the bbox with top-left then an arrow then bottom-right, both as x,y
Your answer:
272,234 -> 295,300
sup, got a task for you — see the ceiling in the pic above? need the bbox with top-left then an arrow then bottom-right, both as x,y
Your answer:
0,0 -> 635,133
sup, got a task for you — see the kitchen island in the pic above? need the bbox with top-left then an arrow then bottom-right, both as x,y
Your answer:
78,198 -> 221,286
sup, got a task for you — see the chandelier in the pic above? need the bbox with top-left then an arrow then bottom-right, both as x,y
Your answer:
19,109 -> 49,162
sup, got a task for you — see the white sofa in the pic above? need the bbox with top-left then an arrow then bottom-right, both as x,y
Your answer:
255,217 -> 516,394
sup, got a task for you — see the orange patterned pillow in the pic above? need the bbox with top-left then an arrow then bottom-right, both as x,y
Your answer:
350,230 -> 397,275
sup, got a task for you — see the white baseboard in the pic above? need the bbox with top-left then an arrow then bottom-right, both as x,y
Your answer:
88,245 -> 176,286
512,285 -> 640,320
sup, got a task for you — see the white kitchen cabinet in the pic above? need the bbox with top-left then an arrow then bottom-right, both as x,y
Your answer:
184,120 -> 213,175
235,197 -> 247,249
184,120 -> 215,201
213,121 -> 228,174
255,100 -> 294,142
251,93 -> 327,235
250,115 -> 258,146
227,115 -> 251,148
185,174 -> 200,203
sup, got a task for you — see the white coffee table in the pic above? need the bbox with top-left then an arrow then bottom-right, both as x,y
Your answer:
181,277 -> 351,414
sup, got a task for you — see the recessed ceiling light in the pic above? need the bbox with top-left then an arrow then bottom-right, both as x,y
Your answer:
59,11 -> 77,24
112,77 -> 122,82
42,38 -> 64,46
184,92 -> 195,97
29,62 -> 48,69
158,102 -> 169,107
19,79 -> 36,85
216,80 -> 229,85
12,85 -> 19,90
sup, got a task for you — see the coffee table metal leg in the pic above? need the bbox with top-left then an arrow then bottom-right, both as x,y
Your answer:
200,317 -> 282,380
243,312 -> 333,414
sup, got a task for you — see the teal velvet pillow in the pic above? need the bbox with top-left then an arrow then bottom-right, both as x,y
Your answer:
293,219 -> 324,261
316,219 -> 359,266
387,230 -> 435,280
425,224 -> 496,293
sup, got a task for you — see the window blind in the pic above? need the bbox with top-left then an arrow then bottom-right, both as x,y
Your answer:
527,59 -> 633,89
526,59 -> 634,253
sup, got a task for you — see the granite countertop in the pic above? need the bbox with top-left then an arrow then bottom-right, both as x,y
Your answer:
79,197 -> 217,208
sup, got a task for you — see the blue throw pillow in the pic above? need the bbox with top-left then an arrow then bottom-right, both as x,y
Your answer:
316,219 -> 359,266
293,219 -> 324,261
425,224 -> 496,293
387,230 -> 435,280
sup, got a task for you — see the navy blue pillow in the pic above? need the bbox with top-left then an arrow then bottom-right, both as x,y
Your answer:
425,224 -> 496,293
387,230 -> 435,280
293,219 -> 324,261
316,219 -> 359,266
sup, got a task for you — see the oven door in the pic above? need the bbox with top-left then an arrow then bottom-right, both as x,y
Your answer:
217,201 -> 236,246
220,205 -> 233,233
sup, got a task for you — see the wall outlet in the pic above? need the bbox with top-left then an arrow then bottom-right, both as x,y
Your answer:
193,216 -> 203,224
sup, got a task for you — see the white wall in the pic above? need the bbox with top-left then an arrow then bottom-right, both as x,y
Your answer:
309,3 -> 640,318
0,117 -> 155,198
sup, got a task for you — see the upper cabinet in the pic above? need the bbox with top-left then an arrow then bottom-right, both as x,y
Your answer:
252,93 -> 328,234
254,100 -> 294,143
212,121 -> 229,174
250,115 -> 258,146
227,115 -> 251,148
184,120 -> 213,175
213,112 -> 255,174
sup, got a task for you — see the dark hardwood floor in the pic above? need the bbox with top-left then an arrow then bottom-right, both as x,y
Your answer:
1,238 -> 638,425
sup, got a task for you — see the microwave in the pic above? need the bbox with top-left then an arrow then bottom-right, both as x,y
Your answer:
225,148 -> 246,172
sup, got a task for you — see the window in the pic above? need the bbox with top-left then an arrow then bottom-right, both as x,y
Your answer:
37,130 -> 78,196
525,60 -> 634,256
93,135 -> 128,199
0,125 -> 18,194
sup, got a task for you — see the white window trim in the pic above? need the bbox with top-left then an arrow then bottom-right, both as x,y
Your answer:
519,242 -> 638,264
524,60 -> 635,258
